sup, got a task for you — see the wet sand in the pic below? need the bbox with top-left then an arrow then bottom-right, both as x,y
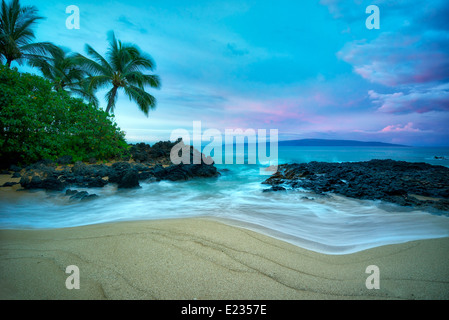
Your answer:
1,218 -> 448,300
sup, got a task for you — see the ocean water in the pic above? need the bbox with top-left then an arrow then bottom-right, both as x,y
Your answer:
1,146 -> 449,254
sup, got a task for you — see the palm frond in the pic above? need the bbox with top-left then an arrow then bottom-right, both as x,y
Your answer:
74,51 -> 112,77
106,31 -> 124,72
125,71 -> 161,89
69,81 -> 100,108
122,47 -> 156,73
71,30 -> 160,116
105,86 -> 119,114
123,84 -> 157,117
84,44 -> 113,74
88,74 -> 112,92
0,0 -> 47,66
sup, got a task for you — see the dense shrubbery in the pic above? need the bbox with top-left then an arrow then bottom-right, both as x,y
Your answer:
0,65 -> 129,167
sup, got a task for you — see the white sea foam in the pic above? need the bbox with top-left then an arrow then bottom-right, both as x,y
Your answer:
1,146 -> 449,254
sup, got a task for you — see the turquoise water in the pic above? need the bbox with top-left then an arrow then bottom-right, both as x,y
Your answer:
277,146 -> 449,166
1,146 -> 449,254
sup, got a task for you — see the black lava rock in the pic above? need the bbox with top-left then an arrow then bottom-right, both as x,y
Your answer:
1,182 -> 18,187
68,190 -> 98,201
9,165 -> 22,172
11,172 -> 21,178
263,186 -> 286,192
262,159 -> 449,212
117,169 -> 140,188
56,155 -> 73,165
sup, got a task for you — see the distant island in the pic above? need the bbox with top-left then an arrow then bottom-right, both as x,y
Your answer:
278,139 -> 409,147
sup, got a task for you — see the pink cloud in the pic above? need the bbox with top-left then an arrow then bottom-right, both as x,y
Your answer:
312,93 -> 334,106
368,84 -> 449,114
222,95 -> 331,126
338,33 -> 449,87
380,122 -> 421,133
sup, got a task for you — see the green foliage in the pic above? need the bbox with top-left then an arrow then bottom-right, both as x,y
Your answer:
0,65 -> 129,166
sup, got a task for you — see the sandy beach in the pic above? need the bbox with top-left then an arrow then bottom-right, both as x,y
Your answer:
1,218 -> 448,300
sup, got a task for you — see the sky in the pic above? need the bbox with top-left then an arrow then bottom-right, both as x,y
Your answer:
16,0 -> 449,146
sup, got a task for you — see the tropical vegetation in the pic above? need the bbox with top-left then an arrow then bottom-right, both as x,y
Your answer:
0,65 -> 129,166
0,0 -> 161,167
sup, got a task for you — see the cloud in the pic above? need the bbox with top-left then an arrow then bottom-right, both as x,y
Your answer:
328,0 -> 449,128
380,122 -> 421,133
330,0 -> 449,89
117,15 -> 148,34
338,32 -> 449,87
320,0 -> 366,21
321,0 -> 441,28
18,0 -> 449,146
225,43 -> 249,56
368,84 -> 449,114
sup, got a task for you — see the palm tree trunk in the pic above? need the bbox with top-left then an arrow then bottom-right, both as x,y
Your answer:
105,86 -> 118,114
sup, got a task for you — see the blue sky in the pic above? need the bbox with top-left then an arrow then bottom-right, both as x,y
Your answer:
17,0 -> 449,146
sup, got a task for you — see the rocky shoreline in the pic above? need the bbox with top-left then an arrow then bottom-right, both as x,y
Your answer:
262,159 -> 449,213
0,139 -> 219,199
2,144 -> 449,213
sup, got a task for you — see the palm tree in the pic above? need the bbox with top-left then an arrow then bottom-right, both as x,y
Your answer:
28,46 -> 83,91
76,31 -> 161,116
0,0 -> 57,67
27,46 -> 99,106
